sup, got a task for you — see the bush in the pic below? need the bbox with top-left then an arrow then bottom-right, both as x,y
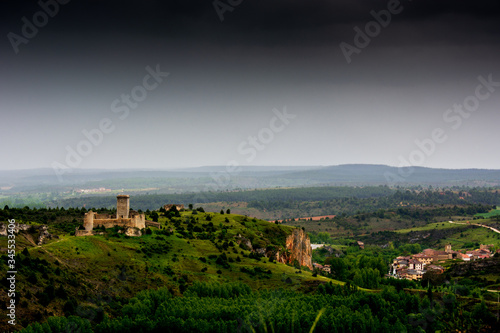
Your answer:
216,255 -> 230,269
248,252 -> 262,261
455,284 -> 470,296
163,266 -> 174,276
36,292 -> 51,306
56,285 -> 67,299
27,273 -> 38,284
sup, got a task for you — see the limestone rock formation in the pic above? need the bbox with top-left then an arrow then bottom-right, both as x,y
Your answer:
0,223 -> 31,236
0,223 -> 57,245
234,234 -> 253,251
37,225 -> 51,245
124,227 -> 142,237
255,248 -> 266,256
0,223 -> 6,237
276,228 -> 313,270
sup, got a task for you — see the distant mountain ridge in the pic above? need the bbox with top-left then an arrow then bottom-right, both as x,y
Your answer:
0,164 -> 499,190
274,164 -> 500,186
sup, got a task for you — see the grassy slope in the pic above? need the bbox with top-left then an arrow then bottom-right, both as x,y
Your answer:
0,211 -> 341,330
475,209 -> 500,218
394,219 -> 500,250
394,221 -> 471,233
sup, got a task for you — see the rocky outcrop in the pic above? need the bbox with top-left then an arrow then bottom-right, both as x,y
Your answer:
124,227 -> 142,237
0,223 -> 31,236
0,223 -> 57,245
234,234 -> 253,251
37,225 -> 50,245
255,248 -> 266,256
276,229 -> 313,270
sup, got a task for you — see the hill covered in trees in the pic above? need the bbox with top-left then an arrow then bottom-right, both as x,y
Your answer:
38,186 -> 500,221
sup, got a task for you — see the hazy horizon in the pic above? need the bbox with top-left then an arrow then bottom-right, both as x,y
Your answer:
3,163 -> 500,174
2,1 -> 500,173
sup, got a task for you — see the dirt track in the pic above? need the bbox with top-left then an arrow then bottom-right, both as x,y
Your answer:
449,220 -> 500,234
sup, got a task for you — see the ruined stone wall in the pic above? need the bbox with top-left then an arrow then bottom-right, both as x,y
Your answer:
96,213 -> 112,219
75,229 -> 94,236
83,211 -> 95,231
145,220 -> 161,228
129,210 -> 140,217
94,218 -> 137,229
133,214 -> 146,229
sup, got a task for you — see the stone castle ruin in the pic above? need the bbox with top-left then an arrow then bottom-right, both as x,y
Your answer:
76,195 -> 145,236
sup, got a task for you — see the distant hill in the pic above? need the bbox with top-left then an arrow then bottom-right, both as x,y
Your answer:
0,165 -> 499,196
272,164 -> 500,187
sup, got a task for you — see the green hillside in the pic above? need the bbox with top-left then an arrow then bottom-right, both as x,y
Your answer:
0,209 -> 336,331
363,218 -> 500,252
475,208 -> 500,219
2,204 -> 500,332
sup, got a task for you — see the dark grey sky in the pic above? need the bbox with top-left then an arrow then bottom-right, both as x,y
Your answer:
1,0 -> 500,171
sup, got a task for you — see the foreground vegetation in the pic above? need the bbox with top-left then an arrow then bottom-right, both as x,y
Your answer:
19,280 -> 499,333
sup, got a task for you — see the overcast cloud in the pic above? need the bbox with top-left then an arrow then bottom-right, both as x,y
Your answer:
1,0 -> 499,171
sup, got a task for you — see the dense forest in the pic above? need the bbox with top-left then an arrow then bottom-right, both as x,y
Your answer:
41,186 -> 393,210
19,281 -> 497,333
27,187 -> 500,218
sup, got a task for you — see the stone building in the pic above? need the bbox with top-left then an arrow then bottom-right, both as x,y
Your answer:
76,195 -> 145,236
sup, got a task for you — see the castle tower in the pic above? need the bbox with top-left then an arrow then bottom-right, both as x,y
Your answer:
116,195 -> 130,219
83,211 -> 95,231
445,244 -> 452,253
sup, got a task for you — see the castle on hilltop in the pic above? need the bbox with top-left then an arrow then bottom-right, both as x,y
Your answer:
76,195 -> 146,236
